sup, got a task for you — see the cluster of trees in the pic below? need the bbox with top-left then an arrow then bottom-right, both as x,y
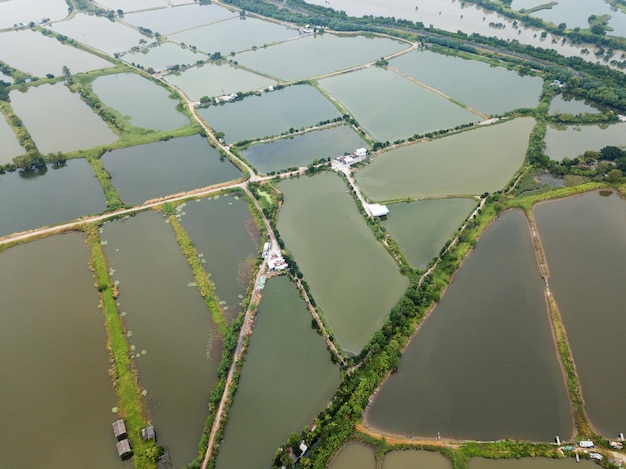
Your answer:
550,146 -> 625,182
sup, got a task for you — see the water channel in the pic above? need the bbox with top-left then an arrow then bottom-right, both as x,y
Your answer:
101,211 -> 220,468
215,275 -> 341,468
0,234 -> 123,468
278,171 -> 408,353
534,190 -> 626,437
367,209 -> 573,441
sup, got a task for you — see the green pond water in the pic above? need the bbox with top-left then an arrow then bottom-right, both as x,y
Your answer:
171,17 -> 299,56
391,50 -> 543,116
0,0 -> 68,29
0,234 -> 123,468
166,62 -> 276,102
468,457 -> 598,469
235,33 -> 409,82
367,210 -> 573,441
0,159 -> 106,238
123,42 -> 204,72
278,171 -> 408,353
241,125 -> 367,174
0,29 -> 112,77
215,276 -> 341,469
102,211 -> 220,468
382,198 -> 477,270
51,13 -> 146,55
0,113 -> 24,164
198,84 -> 340,144
10,82 -> 118,154
320,66 -> 478,142
328,443 -> 376,469
102,134 -> 241,205
548,94 -> 602,115
124,3 -> 237,35
544,122 -> 626,161
178,193 -> 260,322
356,118 -> 535,200
382,450 -> 451,469
92,72 -> 189,131
534,190 -> 626,437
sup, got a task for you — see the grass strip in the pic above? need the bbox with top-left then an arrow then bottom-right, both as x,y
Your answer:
85,225 -> 159,468
85,152 -> 126,210
165,210 -> 229,336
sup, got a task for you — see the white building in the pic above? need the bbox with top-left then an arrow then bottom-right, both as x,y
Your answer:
355,147 -> 367,158
368,203 -> 389,218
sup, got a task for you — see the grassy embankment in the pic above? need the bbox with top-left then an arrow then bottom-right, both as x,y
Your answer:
161,202 -> 229,336
84,224 -> 159,469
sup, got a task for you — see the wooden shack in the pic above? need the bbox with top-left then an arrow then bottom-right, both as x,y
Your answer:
141,425 -> 156,441
112,419 -> 127,441
116,439 -> 132,460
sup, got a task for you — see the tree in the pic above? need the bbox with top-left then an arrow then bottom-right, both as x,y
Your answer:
607,168 -> 623,183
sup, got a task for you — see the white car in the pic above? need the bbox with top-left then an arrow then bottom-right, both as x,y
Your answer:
589,452 -> 603,460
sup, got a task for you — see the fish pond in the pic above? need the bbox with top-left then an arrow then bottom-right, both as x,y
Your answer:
278,171 -> 408,353
0,29 -> 112,77
198,84 -> 340,144
0,234 -> 122,468
320,66 -> 478,142
91,72 -> 189,131
0,159 -> 106,238
328,443 -> 375,469
548,94 -> 604,115
367,209 -> 573,441
101,211 -> 220,468
0,0 -> 68,29
534,190 -> 626,437
10,82 -> 118,155
215,276 -> 341,469
382,450 -> 451,469
240,125 -> 367,174
390,50 -> 543,116
235,33 -> 409,82
170,17 -> 298,55
51,13 -> 146,55
101,134 -> 241,205
177,192 -> 260,322
165,62 -> 276,102
123,3 -> 237,35
382,198 -> 477,270
356,118 -> 535,200
544,122 -> 626,161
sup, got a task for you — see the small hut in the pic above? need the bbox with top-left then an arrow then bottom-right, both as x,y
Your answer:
112,419 -> 127,441
142,426 -> 156,441
116,439 -> 132,460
